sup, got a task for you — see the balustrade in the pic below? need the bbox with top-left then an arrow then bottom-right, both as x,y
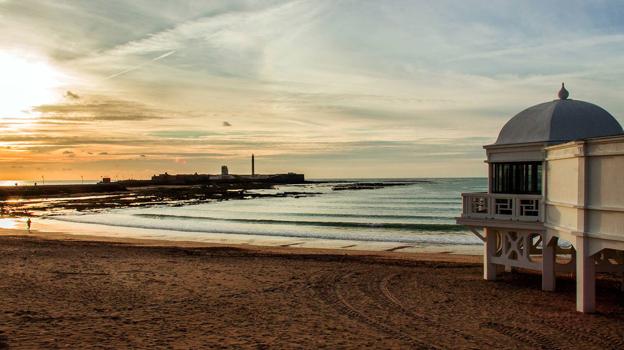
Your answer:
461,192 -> 543,222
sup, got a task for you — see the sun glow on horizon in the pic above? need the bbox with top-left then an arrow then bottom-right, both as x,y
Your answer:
0,1 -> 622,179
0,53 -> 67,118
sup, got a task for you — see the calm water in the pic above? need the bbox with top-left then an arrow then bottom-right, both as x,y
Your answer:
0,180 -> 98,186
48,178 -> 487,246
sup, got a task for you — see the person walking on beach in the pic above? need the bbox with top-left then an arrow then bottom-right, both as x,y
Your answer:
26,218 -> 32,232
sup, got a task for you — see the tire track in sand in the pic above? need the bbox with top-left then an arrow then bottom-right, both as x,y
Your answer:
481,322 -> 561,350
312,271 -> 440,349
543,316 -> 624,350
375,273 -> 499,348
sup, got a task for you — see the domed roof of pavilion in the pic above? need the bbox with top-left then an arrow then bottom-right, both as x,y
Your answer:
494,84 -> 623,145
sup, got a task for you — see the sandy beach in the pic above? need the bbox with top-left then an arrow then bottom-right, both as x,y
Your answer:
0,228 -> 623,349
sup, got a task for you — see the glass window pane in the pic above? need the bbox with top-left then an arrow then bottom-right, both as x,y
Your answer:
492,162 -> 542,194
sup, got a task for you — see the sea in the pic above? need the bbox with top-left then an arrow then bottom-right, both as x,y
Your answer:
38,178 -> 487,251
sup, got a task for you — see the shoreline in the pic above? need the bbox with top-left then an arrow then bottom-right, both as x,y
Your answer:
0,178 -> 482,256
0,225 -> 482,264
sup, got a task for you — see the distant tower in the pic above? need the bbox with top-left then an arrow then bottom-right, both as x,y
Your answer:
221,165 -> 229,176
252,154 -> 255,176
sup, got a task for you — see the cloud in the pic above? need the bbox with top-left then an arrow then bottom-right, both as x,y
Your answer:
62,150 -> 75,158
1,1 -> 624,178
98,152 -> 108,155
65,90 -> 80,99
150,130 -> 214,138
174,157 -> 187,164
104,50 -> 176,80
85,1 -> 327,80
33,97 -> 173,122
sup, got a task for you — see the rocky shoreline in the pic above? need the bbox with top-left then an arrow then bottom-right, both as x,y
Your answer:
0,180 -> 425,218
0,182 -> 316,217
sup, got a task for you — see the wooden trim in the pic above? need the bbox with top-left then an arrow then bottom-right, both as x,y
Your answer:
585,150 -> 624,157
546,136 -> 624,159
584,134 -> 624,145
585,232 -> 624,243
546,200 -> 624,213
545,200 -> 580,209
585,205 -> 624,213
456,217 -> 545,231
543,223 -> 581,236
544,140 -> 583,151
468,228 -> 485,241
546,153 -> 583,161
544,223 -> 624,243
484,142 -> 548,151
461,192 -> 543,222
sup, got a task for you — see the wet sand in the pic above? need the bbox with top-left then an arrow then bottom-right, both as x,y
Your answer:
0,229 -> 623,349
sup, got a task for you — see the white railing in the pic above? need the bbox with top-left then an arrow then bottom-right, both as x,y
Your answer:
461,192 -> 543,222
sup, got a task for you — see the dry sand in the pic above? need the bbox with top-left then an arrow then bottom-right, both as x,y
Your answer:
0,229 -> 623,349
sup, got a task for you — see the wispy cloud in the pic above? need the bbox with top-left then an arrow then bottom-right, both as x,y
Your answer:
104,50 -> 176,80
64,90 -> 80,99
1,0 -> 623,178
33,97 -> 173,122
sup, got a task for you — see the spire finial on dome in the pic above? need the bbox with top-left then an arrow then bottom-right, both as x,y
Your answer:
558,82 -> 569,100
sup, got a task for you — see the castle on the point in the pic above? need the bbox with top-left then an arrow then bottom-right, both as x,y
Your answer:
149,154 -> 303,185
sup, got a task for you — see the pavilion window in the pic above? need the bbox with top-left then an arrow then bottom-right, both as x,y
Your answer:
491,162 -> 542,194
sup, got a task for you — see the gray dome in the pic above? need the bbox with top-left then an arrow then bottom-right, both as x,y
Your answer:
495,98 -> 623,145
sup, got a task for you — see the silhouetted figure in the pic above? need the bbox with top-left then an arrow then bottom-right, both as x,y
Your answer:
26,218 -> 32,232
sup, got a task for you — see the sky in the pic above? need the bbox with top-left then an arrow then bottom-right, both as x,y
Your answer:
0,0 -> 623,180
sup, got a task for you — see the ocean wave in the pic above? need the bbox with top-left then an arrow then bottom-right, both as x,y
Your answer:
275,212 -> 456,220
261,204 -> 460,212
47,215 -> 481,245
176,208 -> 456,221
133,213 -> 466,232
44,178 -> 487,247
317,199 -> 461,205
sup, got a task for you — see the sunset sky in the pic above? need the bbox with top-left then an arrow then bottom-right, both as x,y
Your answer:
1,0 -> 623,180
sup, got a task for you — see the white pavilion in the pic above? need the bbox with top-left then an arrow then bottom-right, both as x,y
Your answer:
457,84 -> 624,313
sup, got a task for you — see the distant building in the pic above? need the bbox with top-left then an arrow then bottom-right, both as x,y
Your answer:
147,162 -> 303,184
101,177 -> 111,183
457,84 -> 624,313
150,172 -> 212,184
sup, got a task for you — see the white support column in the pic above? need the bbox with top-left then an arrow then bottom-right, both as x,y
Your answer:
484,228 -> 498,281
542,236 -> 557,292
575,236 -> 596,313
574,143 -> 595,313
